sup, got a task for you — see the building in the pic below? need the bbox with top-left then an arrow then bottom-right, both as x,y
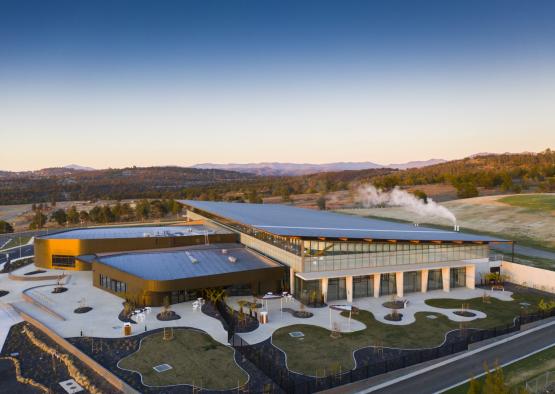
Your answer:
181,200 -> 512,304
34,224 -> 285,306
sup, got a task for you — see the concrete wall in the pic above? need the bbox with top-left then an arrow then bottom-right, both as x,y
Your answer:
501,261 -> 555,294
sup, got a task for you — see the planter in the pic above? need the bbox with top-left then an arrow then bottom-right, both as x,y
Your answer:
51,287 -> 68,294
384,313 -> 403,322
24,270 -> 47,276
292,311 -> 314,319
0,290 -> 9,297
156,311 -> 181,321
74,307 -> 93,314
453,311 -> 476,317
382,301 -> 405,309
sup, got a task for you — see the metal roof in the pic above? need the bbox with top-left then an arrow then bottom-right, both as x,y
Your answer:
180,200 -> 508,243
39,225 -> 215,240
93,244 -> 281,280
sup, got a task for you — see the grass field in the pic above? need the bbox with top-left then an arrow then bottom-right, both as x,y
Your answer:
118,329 -> 248,389
446,345 -> 555,394
272,290 -> 551,376
499,194 -> 555,212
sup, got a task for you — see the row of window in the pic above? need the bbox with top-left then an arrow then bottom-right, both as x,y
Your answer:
99,274 -> 127,294
52,255 -> 76,268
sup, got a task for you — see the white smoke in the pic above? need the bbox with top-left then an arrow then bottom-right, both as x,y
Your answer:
357,185 -> 457,225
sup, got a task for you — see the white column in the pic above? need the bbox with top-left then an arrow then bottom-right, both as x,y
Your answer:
442,267 -> 450,292
373,273 -> 381,298
421,269 -> 429,293
289,269 -> 295,295
346,276 -> 353,303
396,272 -> 404,298
466,265 -> 476,289
321,277 -> 329,303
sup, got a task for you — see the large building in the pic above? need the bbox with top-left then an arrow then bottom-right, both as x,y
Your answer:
181,200 -> 512,304
34,203 -> 512,306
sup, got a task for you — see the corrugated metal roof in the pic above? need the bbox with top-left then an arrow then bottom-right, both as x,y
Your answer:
180,200 -> 508,242
94,244 -> 281,280
39,225 -> 214,240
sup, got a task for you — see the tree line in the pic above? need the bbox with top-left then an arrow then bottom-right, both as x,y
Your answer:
29,199 -> 183,229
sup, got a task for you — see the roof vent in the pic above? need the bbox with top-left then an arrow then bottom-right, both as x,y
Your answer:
228,256 -> 237,263
185,251 -> 199,264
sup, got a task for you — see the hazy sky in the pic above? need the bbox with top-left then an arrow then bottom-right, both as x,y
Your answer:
1,0 -> 554,171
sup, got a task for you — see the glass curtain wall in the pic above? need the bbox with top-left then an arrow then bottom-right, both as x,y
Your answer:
403,271 -> 422,294
427,269 -> 443,290
303,241 -> 488,272
327,278 -> 347,301
295,277 -> 322,306
380,273 -> 397,296
353,275 -> 374,298
450,267 -> 467,288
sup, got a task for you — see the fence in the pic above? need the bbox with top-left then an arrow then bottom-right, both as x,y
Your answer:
227,306 -> 555,394
526,370 -> 555,393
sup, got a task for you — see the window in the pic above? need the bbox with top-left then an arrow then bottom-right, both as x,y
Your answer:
52,255 -> 75,268
450,267 -> 466,288
99,274 -> 127,294
327,277 -> 347,301
427,269 -> 443,290
403,271 -> 422,294
380,273 -> 397,296
353,275 -> 373,298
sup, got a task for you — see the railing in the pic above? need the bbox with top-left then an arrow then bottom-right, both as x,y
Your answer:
229,307 -> 555,394
526,370 -> 555,393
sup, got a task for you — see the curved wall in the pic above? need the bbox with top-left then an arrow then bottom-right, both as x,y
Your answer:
34,233 -> 238,270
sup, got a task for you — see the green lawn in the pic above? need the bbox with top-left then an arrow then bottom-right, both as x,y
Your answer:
499,194 -> 555,212
273,290 -> 553,376
118,329 -> 248,390
446,344 -> 555,394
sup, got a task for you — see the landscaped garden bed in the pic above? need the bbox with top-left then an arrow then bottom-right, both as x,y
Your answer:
384,312 -> 403,321
1,322 -> 120,393
68,327 -> 280,393
24,270 -> 47,276
118,329 -> 248,390
0,290 -> 9,297
74,306 -> 93,314
51,286 -> 68,293
156,310 -> 181,321
271,286 -> 555,376
453,310 -> 476,317
382,300 -> 405,309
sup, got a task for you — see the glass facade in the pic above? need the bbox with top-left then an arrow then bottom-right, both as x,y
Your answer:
353,275 -> 374,298
380,273 -> 397,296
295,277 -> 323,306
450,267 -> 467,288
403,271 -> 422,294
427,269 -> 443,290
327,277 -> 347,301
302,241 -> 488,273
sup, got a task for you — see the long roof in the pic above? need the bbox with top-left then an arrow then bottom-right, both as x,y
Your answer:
93,244 -> 281,280
181,200 -> 507,243
39,225 -> 215,240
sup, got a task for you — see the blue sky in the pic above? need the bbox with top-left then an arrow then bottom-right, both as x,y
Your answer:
1,0 -> 554,170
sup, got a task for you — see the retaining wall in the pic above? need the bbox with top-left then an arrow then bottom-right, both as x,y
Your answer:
501,261 -> 555,294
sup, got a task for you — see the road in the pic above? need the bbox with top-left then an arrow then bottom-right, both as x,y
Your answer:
492,242 -> 555,261
362,322 -> 555,394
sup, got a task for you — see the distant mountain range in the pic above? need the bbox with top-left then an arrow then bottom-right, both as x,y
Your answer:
190,159 -> 447,176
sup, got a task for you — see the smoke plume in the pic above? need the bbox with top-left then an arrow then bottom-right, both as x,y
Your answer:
357,185 -> 457,225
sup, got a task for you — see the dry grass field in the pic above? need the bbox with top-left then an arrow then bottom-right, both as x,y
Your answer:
338,194 -> 555,251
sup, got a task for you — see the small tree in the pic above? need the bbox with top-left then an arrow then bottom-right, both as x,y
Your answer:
317,196 -> 326,210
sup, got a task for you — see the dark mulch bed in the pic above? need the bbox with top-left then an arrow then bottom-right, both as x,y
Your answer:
1,258 -> 34,274
283,308 -> 314,318
202,302 -> 259,333
24,270 -> 47,276
384,313 -> 403,321
0,290 -> 9,297
51,286 -> 68,294
0,358 -> 44,394
304,302 -> 327,308
74,307 -> 93,314
156,311 -> 181,321
118,310 -> 137,324
68,328 -> 284,394
453,311 -> 476,317
1,322 -> 122,393
383,301 -> 405,309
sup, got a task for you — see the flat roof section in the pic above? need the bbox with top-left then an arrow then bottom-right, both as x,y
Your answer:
39,225 -> 216,240
180,200 -> 508,243
94,244 -> 282,281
